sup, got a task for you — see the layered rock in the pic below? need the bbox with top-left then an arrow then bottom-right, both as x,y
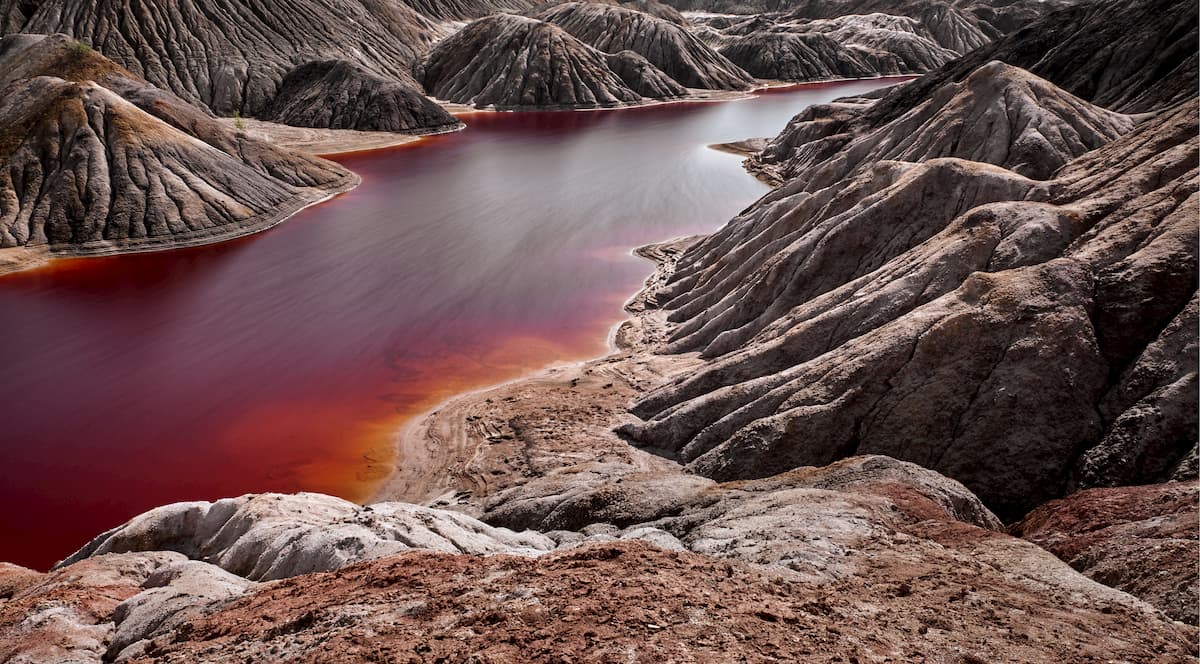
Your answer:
753,61 -> 1134,185
0,34 -> 357,261
0,0 -> 438,117
604,50 -> 688,99
718,30 -> 884,81
398,0 -> 534,20
868,0 -> 1199,118
420,14 -> 657,109
532,2 -> 753,89
262,60 -> 461,134
1014,480 -> 1199,625
5,461 -> 1194,662
619,81 -> 1197,519
60,493 -> 556,581
795,13 -> 964,72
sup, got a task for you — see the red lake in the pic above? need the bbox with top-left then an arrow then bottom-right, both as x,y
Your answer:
0,78 -> 907,569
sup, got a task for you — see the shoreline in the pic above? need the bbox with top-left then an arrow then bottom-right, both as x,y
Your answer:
368,236 -> 706,511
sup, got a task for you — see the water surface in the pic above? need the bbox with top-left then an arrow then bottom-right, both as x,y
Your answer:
0,79 -> 901,569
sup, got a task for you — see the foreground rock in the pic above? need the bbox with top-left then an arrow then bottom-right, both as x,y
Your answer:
262,60 -> 461,134
60,493 -> 556,581
420,14 -> 649,109
4,460 -> 1194,662
533,2 -> 753,89
0,0 -> 437,116
1014,480 -> 1199,625
0,34 -> 356,266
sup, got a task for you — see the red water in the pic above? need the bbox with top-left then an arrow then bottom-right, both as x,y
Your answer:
0,78 -> 905,570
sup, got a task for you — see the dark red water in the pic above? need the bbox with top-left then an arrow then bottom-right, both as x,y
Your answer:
0,79 -> 904,570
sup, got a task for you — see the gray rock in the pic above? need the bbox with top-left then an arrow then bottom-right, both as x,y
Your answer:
533,2 -> 753,89
719,30 -> 884,81
0,0 -> 438,116
58,493 -> 556,581
0,34 -> 356,259
420,14 -> 645,109
621,83 -> 1196,519
263,60 -> 461,134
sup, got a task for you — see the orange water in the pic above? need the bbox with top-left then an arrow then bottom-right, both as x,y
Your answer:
0,78 -> 906,569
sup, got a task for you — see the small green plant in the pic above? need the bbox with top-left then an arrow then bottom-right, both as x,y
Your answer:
66,40 -> 92,60
233,110 -> 245,131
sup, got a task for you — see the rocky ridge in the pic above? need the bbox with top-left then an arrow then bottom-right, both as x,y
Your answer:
0,34 -> 356,266
0,0 -> 439,117
262,60 -> 462,134
2,458 -> 1194,662
420,14 -> 678,109
532,2 -> 754,89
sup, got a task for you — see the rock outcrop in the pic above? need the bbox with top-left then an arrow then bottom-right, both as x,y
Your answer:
420,14 -> 655,109
59,493 -> 556,581
262,60 -> 461,134
619,75 -> 1197,519
532,2 -> 754,89
0,0 -> 438,117
1014,480 -> 1199,625
718,30 -> 883,81
5,462 -> 1194,662
0,34 -> 357,262
868,0 -> 1198,118
753,61 -> 1134,185
398,0 -> 534,20
603,50 -> 688,99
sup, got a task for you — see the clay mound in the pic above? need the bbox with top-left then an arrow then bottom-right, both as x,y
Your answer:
798,13 -> 961,72
59,493 -> 555,581
0,0 -> 437,116
532,2 -> 753,89
620,95 -> 1197,520
9,468 -> 1194,662
1014,480 -> 1199,625
753,61 -> 1134,185
604,50 -> 688,99
398,0 -> 534,20
718,30 -> 885,81
262,60 -> 460,134
869,0 -> 1199,118
0,34 -> 356,260
420,14 -> 648,109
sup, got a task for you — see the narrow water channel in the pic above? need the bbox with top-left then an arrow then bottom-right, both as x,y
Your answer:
0,78 -> 903,569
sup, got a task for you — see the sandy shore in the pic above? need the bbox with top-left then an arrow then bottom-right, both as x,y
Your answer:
370,237 -> 705,511
220,117 -> 464,156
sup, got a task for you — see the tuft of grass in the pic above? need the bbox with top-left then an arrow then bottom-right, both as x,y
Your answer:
233,110 -> 245,131
65,40 -> 92,59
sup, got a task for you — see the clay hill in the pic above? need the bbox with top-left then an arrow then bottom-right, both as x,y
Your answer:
0,34 -> 356,266
531,2 -> 754,90
262,60 -> 461,134
420,14 -> 685,109
2,460 -> 1195,662
617,0 -> 1198,524
0,0 -> 438,117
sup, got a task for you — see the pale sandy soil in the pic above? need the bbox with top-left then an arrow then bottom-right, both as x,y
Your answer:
0,247 -> 50,276
218,117 -> 462,156
371,237 -> 706,510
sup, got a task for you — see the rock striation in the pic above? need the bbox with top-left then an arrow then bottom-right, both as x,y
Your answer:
718,30 -> 883,81
0,34 -> 357,263
420,14 -> 661,109
0,0 -> 438,116
532,2 -> 754,89
59,493 -> 557,581
262,60 -> 461,134
4,460 -> 1194,662
1014,480 -> 1199,625
619,66 -> 1197,519
753,61 -> 1134,185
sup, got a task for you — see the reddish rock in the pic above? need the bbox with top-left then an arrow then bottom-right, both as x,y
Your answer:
1014,480 -> 1200,625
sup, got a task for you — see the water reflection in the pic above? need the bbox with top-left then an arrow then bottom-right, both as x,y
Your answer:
0,78 -> 904,569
